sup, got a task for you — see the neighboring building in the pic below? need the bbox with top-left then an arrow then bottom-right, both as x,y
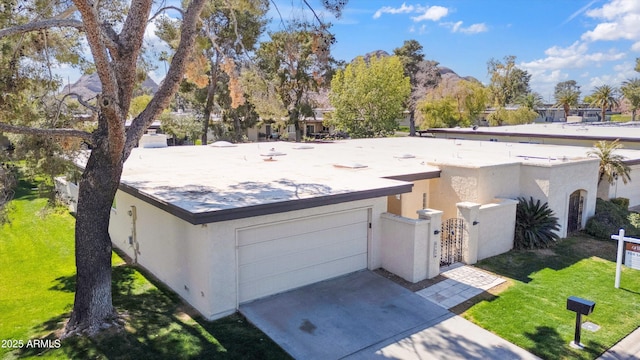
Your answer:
427,122 -> 640,206
57,137 -> 609,321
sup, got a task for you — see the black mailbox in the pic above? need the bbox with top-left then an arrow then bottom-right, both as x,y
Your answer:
567,296 -> 595,315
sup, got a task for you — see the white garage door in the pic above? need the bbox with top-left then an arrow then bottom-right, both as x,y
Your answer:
237,208 -> 369,303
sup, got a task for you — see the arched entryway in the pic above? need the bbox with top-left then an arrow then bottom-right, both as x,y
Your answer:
568,190 -> 586,234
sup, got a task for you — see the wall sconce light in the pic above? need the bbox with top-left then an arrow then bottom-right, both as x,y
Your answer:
434,230 -> 440,235
473,221 -> 479,225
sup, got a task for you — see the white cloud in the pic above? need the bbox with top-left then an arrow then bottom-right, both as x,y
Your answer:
441,21 -> 487,34
411,5 -> 449,22
632,41 -> 640,52
373,2 -> 414,19
521,41 -> 625,72
582,0 -> 640,42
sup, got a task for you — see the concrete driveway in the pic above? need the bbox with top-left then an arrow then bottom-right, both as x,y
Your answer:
240,270 -> 538,360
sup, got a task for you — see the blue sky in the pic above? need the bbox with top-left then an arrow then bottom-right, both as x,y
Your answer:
270,0 -> 640,102
57,0 -> 640,103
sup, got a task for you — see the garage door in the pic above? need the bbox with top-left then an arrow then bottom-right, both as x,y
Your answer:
237,208 -> 369,303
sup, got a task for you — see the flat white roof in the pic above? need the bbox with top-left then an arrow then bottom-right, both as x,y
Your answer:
112,137 -> 635,224
429,122 -> 640,144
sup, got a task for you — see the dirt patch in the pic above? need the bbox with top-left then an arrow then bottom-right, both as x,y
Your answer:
533,248 -> 557,257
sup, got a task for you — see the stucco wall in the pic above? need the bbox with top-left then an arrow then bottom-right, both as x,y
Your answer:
109,191 -> 387,320
54,177 -> 79,213
387,179 -> 431,219
429,163 -> 519,219
599,164 -> 640,207
477,199 -> 517,261
519,159 -> 598,238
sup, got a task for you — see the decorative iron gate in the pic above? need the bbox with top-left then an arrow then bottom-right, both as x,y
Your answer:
567,190 -> 584,234
441,218 -> 465,266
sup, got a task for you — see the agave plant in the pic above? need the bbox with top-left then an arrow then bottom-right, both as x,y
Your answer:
514,197 -> 560,249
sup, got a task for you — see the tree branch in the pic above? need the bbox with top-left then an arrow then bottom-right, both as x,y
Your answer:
61,92 -> 98,112
149,6 -> 184,23
0,123 -> 93,143
0,19 -> 84,39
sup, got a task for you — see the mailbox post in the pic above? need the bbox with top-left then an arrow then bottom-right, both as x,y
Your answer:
566,296 -> 596,349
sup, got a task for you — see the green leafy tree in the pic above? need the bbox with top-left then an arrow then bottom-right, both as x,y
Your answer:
487,55 -> 531,107
393,40 -> 440,136
514,197 -> 560,250
243,23 -> 334,142
129,94 -> 153,118
156,0 -> 268,144
328,55 -> 410,137
418,97 -> 459,128
635,58 -> 640,73
516,92 -> 543,111
487,107 -> 537,126
588,140 -> 631,185
589,85 -> 620,121
160,113 -> 202,145
0,0 -> 209,335
621,78 -> 640,121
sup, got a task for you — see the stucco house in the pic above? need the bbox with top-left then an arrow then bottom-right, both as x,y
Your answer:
427,123 -> 640,207
56,137 -> 604,320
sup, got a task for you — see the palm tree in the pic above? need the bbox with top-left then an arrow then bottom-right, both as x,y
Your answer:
516,92 -> 543,110
621,78 -> 640,121
589,85 -> 620,122
554,89 -> 580,120
588,140 -> 631,185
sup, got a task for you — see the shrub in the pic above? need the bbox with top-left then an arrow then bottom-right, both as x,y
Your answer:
585,198 -> 640,239
611,197 -> 630,209
514,197 -> 560,249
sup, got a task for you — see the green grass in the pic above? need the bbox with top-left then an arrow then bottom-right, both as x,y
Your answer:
464,236 -> 640,360
0,180 -> 290,359
610,114 -> 632,122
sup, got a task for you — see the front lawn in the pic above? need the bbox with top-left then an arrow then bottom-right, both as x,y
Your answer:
0,180 -> 289,359
462,236 -> 640,360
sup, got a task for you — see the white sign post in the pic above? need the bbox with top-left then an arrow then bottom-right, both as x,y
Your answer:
611,229 -> 640,288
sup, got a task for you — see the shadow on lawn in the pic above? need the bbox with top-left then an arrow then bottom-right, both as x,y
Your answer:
474,235 -> 618,283
26,263 -> 289,359
524,326 -> 604,360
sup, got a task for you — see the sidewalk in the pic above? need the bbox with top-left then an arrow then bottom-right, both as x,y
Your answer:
598,327 -> 640,359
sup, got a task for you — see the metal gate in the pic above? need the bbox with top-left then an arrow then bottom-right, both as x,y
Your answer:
567,190 -> 584,234
441,218 -> 465,266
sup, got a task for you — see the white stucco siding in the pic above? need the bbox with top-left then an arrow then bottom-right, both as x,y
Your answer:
112,192 -> 387,320
519,159 -> 598,238
109,191 -> 214,317
547,160 -> 598,237
429,166 -> 480,219
477,199 -> 517,261
477,164 -> 520,203
600,164 -> 640,207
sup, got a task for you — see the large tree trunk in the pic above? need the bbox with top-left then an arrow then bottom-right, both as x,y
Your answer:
66,136 -> 122,335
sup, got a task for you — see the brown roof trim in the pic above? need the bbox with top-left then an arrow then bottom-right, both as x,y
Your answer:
426,128 -> 640,143
118,182 -> 413,225
384,170 -> 441,182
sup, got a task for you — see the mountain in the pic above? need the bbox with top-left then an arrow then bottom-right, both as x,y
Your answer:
62,73 -> 159,99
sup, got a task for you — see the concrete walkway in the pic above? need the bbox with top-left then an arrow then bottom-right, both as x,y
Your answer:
416,264 -> 505,309
598,326 -> 640,359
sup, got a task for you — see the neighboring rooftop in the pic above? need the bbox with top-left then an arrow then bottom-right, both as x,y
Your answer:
428,122 -> 640,145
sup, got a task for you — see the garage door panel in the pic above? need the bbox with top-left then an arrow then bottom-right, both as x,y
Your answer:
238,236 -> 367,284
237,209 -> 369,303
239,254 -> 368,303
238,222 -> 367,264
237,209 -> 368,247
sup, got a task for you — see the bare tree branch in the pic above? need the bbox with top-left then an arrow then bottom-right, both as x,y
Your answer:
149,6 -> 184,23
61,92 -> 98,112
0,123 -> 93,143
0,19 -> 83,39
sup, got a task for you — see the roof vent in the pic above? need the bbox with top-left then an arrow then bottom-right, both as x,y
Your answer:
394,153 -> 415,159
293,145 -> 314,150
260,148 -> 286,157
210,141 -> 236,147
333,162 -> 368,169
